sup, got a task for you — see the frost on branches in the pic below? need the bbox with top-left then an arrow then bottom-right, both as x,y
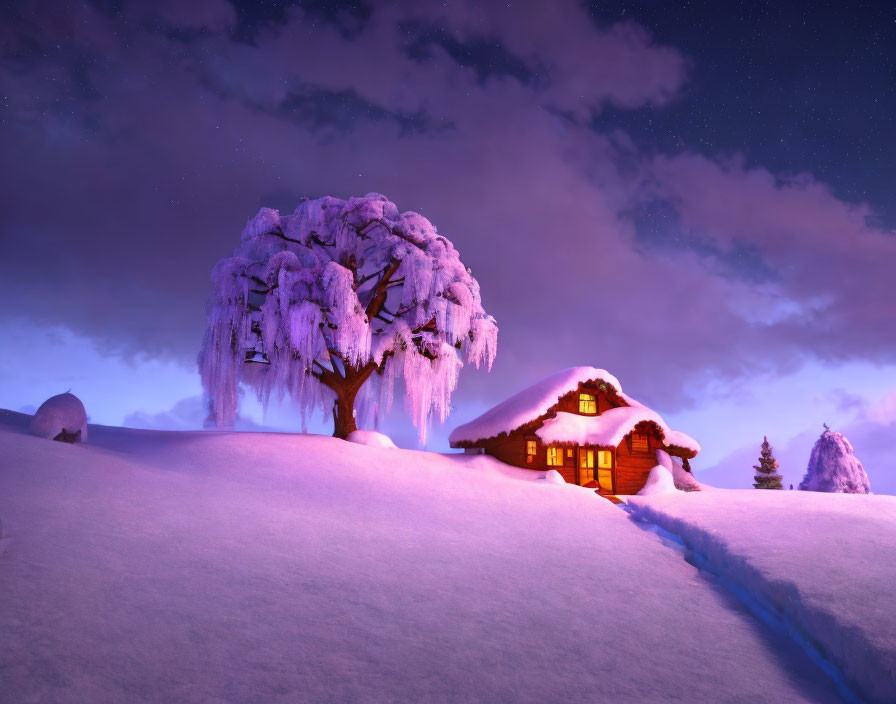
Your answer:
798,425 -> 871,494
198,193 -> 498,442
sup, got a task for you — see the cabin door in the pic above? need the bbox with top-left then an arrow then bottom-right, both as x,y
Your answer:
596,450 -> 614,493
577,448 -> 595,486
579,448 -> 614,493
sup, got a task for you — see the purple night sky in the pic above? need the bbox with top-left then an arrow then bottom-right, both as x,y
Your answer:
2,1 -> 895,491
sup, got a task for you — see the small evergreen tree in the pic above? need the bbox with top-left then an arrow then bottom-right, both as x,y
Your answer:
753,436 -> 783,489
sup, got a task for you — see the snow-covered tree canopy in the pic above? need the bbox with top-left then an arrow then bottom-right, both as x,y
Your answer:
798,425 -> 871,494
199,193 -> 498,442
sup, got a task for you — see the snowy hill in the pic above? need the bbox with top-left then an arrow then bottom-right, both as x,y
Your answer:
630,489 -> 896,703
0,410 -> 878,703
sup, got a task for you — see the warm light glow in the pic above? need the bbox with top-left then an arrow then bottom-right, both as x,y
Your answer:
547,446 -> 564,466
598,450 -> 612,468
579,449 -> 595,484
578,393 -> 597,414
598,469 -> 613,492
526,440 -> 537,456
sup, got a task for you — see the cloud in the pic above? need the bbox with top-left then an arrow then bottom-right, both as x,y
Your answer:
1,0 -> 892,428
122,395 -> 268,432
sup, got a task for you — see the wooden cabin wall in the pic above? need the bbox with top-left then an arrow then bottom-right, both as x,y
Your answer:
481,435 -> 577,484
480,435 -> 529,468
614,429 -> 661,495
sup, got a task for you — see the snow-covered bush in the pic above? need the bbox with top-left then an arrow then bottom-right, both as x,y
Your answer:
199,194 -> 498,442
29,392 -> 88,443
346,430 -> 397,449
656,449 -> 700,491
637,465 -> 678,496
798,425 -> 871,493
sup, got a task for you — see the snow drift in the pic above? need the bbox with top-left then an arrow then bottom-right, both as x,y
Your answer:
0,411 -> 847,704
346,429 -> 397,449
637,465 -> 677,496
657,449 -> 701,491
629,489 -> 896,703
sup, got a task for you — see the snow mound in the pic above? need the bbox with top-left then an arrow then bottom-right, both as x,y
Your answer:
657,449 -> 701,491
346,429 -> 397,449
29,392 -> 88,443
638,465 -> 678,496
799,427 -> 871,494
541,469 -> 566,485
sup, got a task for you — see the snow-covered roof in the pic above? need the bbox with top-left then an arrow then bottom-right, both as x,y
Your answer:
449,366 -> 700,455
536,409 -> 700,454
449,367 -> 620,445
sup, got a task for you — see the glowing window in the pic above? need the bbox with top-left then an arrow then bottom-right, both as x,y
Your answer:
567,448 -> 573,458
579,450 -> 594,469
578,449 -> 595,484
597,469 -> 613,492
578,393 -> 597,414
598,450 -> 613,468
526,440 -> 537,455
546,446 -> 564,467
631,433 -> 649,453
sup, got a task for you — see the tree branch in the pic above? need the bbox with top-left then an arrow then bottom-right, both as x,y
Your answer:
365,258 -> 402,320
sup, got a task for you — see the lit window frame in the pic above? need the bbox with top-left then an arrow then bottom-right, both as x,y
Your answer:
546,445 -> 564,467
526,439 -> 537,464
578,392 -> 597,414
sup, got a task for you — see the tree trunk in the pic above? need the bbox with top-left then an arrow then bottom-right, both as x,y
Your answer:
324,361 -> 377,440
332,385 -> 359,439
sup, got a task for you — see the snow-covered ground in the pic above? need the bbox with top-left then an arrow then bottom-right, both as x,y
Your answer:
628,489 -> 896,704
0,410 -> 857,703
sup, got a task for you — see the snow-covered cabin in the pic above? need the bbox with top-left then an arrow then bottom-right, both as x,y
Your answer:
449,367 -> 700,495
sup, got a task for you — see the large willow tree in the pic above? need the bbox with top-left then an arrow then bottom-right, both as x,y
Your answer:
199,193 -> 498,441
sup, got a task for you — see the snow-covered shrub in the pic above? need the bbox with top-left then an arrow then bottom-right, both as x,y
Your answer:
656,449 -> 700,491
199,194 -> 498,442
29,392 -> 88,443
799,425 -> 871,493
637,465 -> 678,496
346,430 -> 397,449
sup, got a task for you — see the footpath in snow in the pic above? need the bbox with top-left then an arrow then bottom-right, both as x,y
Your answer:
0,410 -> 849,703
628,489 -> 896,704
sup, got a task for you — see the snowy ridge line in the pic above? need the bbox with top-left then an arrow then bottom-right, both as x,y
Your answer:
625,503 -> 873,704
